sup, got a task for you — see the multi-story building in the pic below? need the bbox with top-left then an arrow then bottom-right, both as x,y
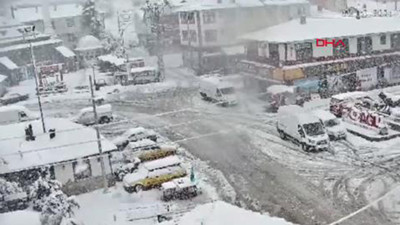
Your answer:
176,0 -> 310,74
240,16 -> 400,93
10,2 -> 104,49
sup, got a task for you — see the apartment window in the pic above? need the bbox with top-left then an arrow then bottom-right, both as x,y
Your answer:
51,21 -> 56,29
357,36 -> 372,54
203,11 -> 216,24
295,42 -> 312,61
189,30 -> 197,42
73,159 -> 92,180
67,33 -> 77,42
380,34 -> 387,45
182,30 -> 188,41
66,18 -> 75,27
205,30 -> 217,42
180,12 -> 195,24
392,33 -> 400,49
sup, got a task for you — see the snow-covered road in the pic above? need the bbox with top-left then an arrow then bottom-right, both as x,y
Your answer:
18,66 -> 400,225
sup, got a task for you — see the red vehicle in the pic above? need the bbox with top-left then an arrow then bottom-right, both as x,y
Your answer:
329,91 -> 371,117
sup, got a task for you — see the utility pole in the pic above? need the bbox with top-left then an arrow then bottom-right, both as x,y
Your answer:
186,12 -> 193,69
143,0 -> 170,80
20,26 -> 46,133
89,75 -> 108,192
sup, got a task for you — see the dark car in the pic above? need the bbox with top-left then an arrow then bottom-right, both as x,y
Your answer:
0,93 -> 29,105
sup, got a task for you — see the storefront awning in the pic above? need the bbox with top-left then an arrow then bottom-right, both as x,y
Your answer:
55,46 -> 76,58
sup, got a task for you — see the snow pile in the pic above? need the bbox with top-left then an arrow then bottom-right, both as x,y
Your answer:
0,56 -> 18,70
0,210 -> 41,225
163,201 -> 297,225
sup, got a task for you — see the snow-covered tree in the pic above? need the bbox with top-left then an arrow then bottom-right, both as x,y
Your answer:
28,176 -> 62,211
0,177 -> 24,196
82,0 -> 103,38
39,191 -> 80,225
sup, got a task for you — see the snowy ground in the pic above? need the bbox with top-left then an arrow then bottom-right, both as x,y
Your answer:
6,54 -> 400,225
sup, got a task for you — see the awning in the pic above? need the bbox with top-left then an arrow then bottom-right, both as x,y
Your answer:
55,46 -> 75,58
0,57 -> 18,70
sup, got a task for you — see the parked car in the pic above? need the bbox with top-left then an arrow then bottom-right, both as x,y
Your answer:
0,105 -> 39,125
0,93 -> 29,105
312,109 -> 346,140
161,177 -> 199,201
72,104 -> 113,125
277,105 -> 330,151
330,91 -> 371,117
113,127 -> 158,150
114,158 -> 141,181
0,192 -> 29,212
95,79 -> 107,90
199,76 -> 238,107
73,85 -> 90,94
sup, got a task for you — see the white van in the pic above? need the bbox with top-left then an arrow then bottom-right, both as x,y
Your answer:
199,76 -> 238,106
0,105 -> 39,125
72,104 -> 113,125
312,110 -> 346,140
277,105 -> 330,151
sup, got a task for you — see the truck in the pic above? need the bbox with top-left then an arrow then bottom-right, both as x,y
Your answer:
199,76 -> 238,107
0,105 -> 39,125
123,166 -> 187,193
72,104 -> 113,125
277,105 -> 330,151
330,91 -> 371,117
312,109 -> 347,140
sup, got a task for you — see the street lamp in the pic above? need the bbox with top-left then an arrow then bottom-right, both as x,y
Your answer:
18,25 -> 46,133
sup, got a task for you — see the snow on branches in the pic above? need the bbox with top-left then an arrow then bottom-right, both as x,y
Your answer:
82,0 -> 104,38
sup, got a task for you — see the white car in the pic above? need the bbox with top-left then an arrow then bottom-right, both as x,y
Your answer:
72,104 -> 113,126
113,127 -> 158,149
312,110 -> 346,140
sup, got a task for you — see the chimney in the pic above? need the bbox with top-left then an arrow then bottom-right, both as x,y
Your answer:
49,129 -> 56,139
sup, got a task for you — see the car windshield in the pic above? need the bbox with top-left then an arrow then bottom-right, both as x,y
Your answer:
324,119 -> 340,127
303,122 -> 325,136
219,87 -> 235,95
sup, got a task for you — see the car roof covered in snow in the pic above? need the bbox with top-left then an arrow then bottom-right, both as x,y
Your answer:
130,66 -> 157,73
267,85 -> 295,95
297,113 -> 320,124
312,110 -> 336,121
0,118 -> 117,174
124,165 -> 185,185
0,105 -> 29,112
331,91 -> 368,101
79,104 -> 112,114
127,139 -> 156,149
124,127 -> 147,136
143,155 -> 181,171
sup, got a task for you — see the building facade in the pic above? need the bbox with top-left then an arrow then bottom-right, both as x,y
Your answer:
240,17 -> 400,93
176,0 -> 310,74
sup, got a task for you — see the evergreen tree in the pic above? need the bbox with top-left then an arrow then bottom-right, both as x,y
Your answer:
40,191 -> 80,225
82,0 -> 103,38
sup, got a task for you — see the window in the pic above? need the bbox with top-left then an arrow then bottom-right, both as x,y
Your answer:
180,12 -> 195,24
380,34 -> 387,45
391,33 -> 400,49
189,30 -> 197,42
66,18 -> 75,27
182,30 -> 188,41
67,33 -> 77,42
204,30 -> 217,42
295,42 -> 312,61
51,21 -> 56,29
203,11 -> 216,24
357,36 -> 372,54
73,159 -> 92,180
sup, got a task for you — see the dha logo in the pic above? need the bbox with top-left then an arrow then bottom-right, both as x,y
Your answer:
316,39 -> 346,47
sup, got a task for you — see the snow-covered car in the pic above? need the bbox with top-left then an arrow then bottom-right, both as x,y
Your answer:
114,158 -> 141,181
73,85 -> 90,94
312,110 -> 346,140
72,104 -> 113,125
329,91 -> 371,117
113,127 -> 158,149
0,192 -> 29,212
0,105 -> 39,125
0,93 -> 29,105
199,76 -> 238,107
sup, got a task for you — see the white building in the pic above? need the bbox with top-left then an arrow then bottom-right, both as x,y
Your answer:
0,118 -> 117,195
175,0 -> 310,74
10,2 -> 104,49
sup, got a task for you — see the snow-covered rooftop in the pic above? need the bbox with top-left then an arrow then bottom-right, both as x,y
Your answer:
12,3 -> 84,22
240,17 -> 400,43
75,35 -> 103,51
0,118 -> 117,174
0,39 -> 62,53
55,46 -> 75,58
175,0 -> 308,12
164,201 -> 297,225
130,66 -> 157,73
98,54 -> 126,66
0,74 -> 7,83
0,57 -> 18,70
267,85 -> 295,94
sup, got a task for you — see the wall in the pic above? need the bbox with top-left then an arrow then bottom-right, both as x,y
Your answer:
278,44 -> 285,61
54,162 -> 74,184
372,33 -> 391,51
312,39 -> 333,57
90,155 -> 112,177
287,43 -> 296,61
348,37 -> 358,54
